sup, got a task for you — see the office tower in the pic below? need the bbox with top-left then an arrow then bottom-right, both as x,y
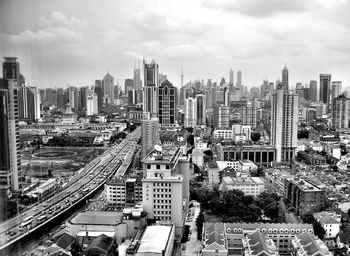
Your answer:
78,86 -> 89,111
331,81 -> 342,101
141,117 -> 160,158
86,92 -> 98,116
229,68 -> 234,87
185,97 -> 197,128
124,78 -> 134,94
127,89 -> 136,106
134,66 -> 142,103
236,69 -> 242,97
179,86 -> 185,106
206,89 -> 214,109
158,80 -> 177,127
142,145 -> 189,235
213,104 -> 230,128
26,87 -> 40,121
332,95 -> 349,129
18,80 -> 28,120
57,88 -> 68,110
94,80 -> 103,112
319,74 -> 331,111
309,80 -> 318,102
271,89 -> 298,162
196,94 -> 206,126
143,59 -> 159,118
282,65 -> 289,90
158,73 -> 167,86
241,102 -> 257,128
181,66 -> 184,88
102,73 -> 114,105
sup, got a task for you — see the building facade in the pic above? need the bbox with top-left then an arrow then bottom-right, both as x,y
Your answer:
158,80 -> 177,127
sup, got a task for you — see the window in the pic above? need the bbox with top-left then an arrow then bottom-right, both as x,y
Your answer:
156,165 -> 160,169
147,164 -> 151,169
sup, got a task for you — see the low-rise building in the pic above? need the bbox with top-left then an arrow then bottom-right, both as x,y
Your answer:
291,232 -> 332,256
202,222 -> 228,256
314,211 -> 341,239
242,231 -> 279,256
238,160 -> 258,176
192,148 -> 205,168
220,177 -> 265,197
105,176 -> 142,206
207,162 -> 220,187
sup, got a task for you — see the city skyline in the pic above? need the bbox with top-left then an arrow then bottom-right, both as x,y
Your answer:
1,0 -> 350,88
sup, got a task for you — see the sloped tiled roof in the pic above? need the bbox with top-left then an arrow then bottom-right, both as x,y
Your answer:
295,232 -> 331,256
314,211 -> 339,224
54,232 -> 75,250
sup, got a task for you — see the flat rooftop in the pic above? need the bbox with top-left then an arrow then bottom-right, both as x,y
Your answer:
70,211 -> 123,226
137,225 -> 173,254
143,146 -> 180,163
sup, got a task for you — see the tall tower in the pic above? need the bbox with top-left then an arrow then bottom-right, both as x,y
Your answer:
309,80 -> 318,102
181,65 -> 184,88
319,74 -> 331,112
134,61 -> 142,104
229,68 -> 234,86
102,73 -> 114,105
196,94 -> 206,126
158,80 -> 177,127
282,65 -> 289,90
185,97 -> 197,128
0,57 -> 21,207
143,59 -> 159,118
271,89 -> 298,162
236,69 -> 242,97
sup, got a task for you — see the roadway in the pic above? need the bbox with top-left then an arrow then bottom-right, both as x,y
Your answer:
0,127 -> 141,250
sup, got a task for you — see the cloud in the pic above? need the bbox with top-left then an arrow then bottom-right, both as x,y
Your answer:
39,11 -> 87,29
98,30 -> 121,42
203,0 -> 314,17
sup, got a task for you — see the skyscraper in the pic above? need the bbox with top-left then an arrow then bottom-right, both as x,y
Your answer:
94,80 -> 103,112
86,92 -> 98,116
196,94 -> 206,126
102,73 -> 114,105
185,97 -> 197,128
0,57 -> 21,205
133,66 -> 142,103
331,81 -> 342,100
141,117 -> 160,158
236,69 -> 242,97
229,68 -> 234,87
282,65 -> 289,90
319,74 -> 331,111
271,89 -> 298,162
309,80 -> 318,102
124,78 -> 134,94
332,95 -> 349,129
158,80 -> 177,127
143,59 -> 159,118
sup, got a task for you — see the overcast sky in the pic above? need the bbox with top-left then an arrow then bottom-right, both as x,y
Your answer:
1,0 -> 350,89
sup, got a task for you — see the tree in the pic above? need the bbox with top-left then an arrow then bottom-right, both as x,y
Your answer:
251,132 -> 261,142
298,129 -> 309,139
196,211 -> 205,240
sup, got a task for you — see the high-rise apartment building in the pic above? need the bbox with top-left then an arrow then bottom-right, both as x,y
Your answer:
158,80 -> 177,127
332,95 -> 349,129
331,81 -> 342,104
141,117 -> 160,158
102,73 -> 114,105
271,89 -> 298,162
142,146 -> 189,235
2,57 -> 20,80
319,74 -> 331,111
184,97 -> 197,128
282,65 -> 289,90
196,94 -> 206,126
241,102 -> 257,129
143,60 -> 159,118
213,104 -> 230,128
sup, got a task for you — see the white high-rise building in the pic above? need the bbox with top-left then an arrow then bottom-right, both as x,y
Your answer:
271,89 -> 298,162
86,93 -> 98,116
185,97 -> 197,128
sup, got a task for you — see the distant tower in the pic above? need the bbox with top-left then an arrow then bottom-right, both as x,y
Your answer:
319,74 -> 331,111
158,80 -> 177,127
229,68 -> 234,87
134,60 -> 142,104
333,95 -> 350,129
181,65 -> 184,88
143,59 -> 159,118
196,94 -> 206,126
185,97 -> 197,128
282,65 -> 289,90
236,69 -> 242,97
309,80 -> 318,102
102,73 -> 114,105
